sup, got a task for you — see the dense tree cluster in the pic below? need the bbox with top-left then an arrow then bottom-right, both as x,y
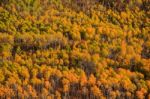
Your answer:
0,0 -> 149,98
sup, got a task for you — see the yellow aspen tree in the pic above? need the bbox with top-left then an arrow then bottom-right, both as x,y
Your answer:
91,85 -> 102,97
80,72 -> 87,87
88,74 -> 96,86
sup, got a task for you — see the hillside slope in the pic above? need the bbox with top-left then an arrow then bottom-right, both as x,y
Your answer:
0,0 -> 149,98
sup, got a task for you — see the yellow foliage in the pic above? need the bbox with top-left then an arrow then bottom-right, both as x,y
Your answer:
91,85 -> 102,96
88,74 -> 96,86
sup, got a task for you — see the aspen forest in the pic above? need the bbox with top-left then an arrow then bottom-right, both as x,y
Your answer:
0,0 -> 149,99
